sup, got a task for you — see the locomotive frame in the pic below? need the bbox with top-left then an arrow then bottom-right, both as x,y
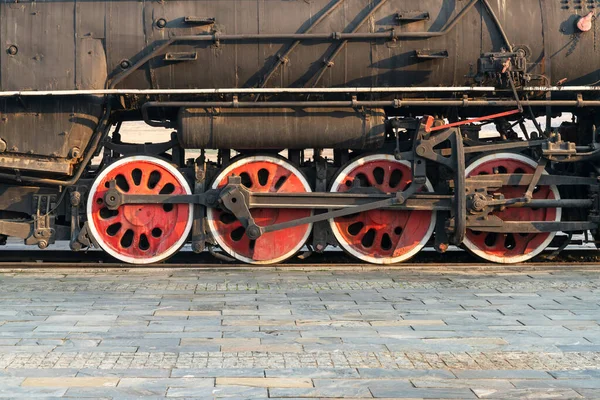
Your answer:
1,0 -> 600,264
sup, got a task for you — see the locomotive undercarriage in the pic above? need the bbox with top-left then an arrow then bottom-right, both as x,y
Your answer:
0,102 -> 598,265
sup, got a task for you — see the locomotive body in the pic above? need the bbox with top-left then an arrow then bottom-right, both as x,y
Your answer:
0,0 -> 599,264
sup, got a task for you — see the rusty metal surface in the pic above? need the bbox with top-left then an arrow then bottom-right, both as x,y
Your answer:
0,97 -> 103,174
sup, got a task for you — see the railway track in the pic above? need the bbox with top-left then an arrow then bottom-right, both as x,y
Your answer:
2,247 -> 600,270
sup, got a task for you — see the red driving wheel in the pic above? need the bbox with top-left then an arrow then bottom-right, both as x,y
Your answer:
329,154 -> 435,264
207,155 -> 313,264
87,156 -> 193,264
463,153 -> 561,264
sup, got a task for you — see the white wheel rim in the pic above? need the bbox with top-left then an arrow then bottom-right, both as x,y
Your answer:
462,153 -> 562,264
207,155 -> 313,264
86,156 -> 193,264
329,154 -> 436,264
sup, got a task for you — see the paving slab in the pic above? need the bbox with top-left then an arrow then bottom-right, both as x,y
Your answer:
0,267 -> 599,399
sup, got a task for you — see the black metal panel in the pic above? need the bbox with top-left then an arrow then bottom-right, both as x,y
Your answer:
1,0 -> 598,92
1,1 -> 75,91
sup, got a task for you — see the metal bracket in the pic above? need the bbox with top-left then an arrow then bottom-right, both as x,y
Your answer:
184,16 -> 216,26
164,52 -> 198,62
69,189 -> 83,251
414,123 -> 465,245
395,11 -> 430,23
26,195 -> 56,249
415,49 -> 449,59
75,222 -> 98,249
524,158 -> 547,200
312,150 -> 329,252
192,154 -> 208,253
103,140 -> 173,157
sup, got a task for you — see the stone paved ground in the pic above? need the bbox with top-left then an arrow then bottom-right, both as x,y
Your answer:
0,266 -> 598,399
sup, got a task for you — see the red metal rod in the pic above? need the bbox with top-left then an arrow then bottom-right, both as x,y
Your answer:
425,109 -> 521,133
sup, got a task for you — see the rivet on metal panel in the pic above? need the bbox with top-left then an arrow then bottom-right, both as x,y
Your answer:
156,18 -> 167,28
69,147 -> 81,159
6,45 -> 18,56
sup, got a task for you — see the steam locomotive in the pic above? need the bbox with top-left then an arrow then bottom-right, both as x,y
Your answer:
1,0 -> 600,264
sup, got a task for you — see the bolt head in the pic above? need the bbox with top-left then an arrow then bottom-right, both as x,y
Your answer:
192,243 -> 203,253
246,225 -> 261,240
156,18 -> 167,28
206,193 -> 218,205
37,240 -> 48,250
120,60 -> 131,69
6,45 -> 18,56
70,147 -> 81,159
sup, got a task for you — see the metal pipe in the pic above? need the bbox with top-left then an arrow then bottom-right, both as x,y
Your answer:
142,99 -> 600,116
143,99 -> 600,127
0,87 -> 499,97
4,86 -> 600,98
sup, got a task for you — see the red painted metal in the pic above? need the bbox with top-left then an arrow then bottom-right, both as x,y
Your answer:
209,158 -> 312,263
424,109 -> 521,133
464,157 -> 558,262
331,159 -> 434,262
577,12 -> 594,32
90,159 -> 191,261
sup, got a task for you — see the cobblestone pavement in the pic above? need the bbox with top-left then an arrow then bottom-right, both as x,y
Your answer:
0,267 -> 598,399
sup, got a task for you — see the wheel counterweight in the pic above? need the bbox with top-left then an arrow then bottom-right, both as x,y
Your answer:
463,153 -> 561,264
329,155 -> 436,264
86,156 -> 193,264
207,155 -> 313,264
